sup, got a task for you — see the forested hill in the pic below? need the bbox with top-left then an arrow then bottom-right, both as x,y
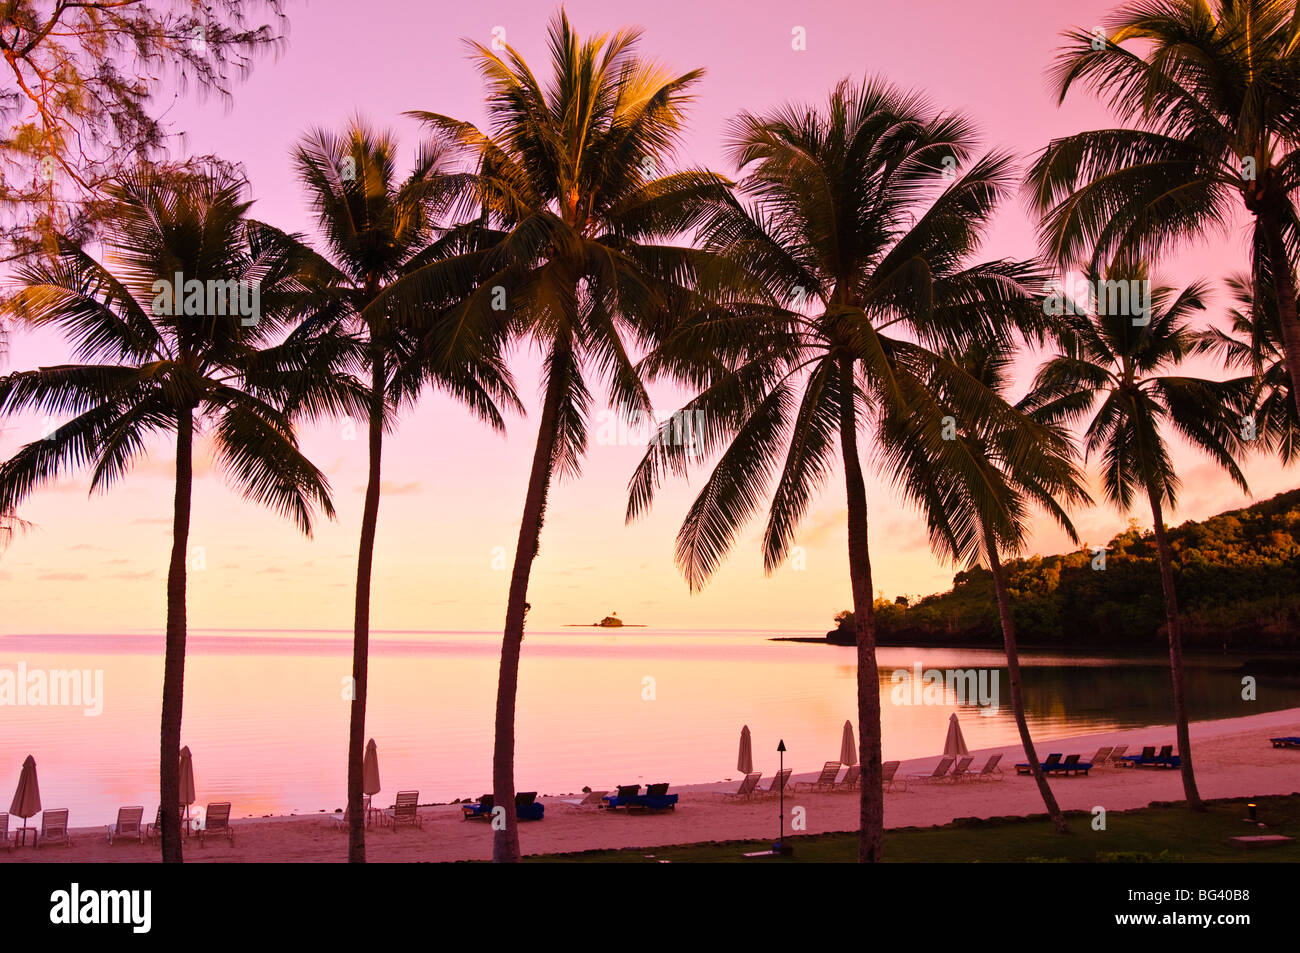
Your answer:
834,489 -> 1300,651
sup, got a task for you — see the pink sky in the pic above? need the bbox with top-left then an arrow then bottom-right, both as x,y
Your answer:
2,0 -> 1296,634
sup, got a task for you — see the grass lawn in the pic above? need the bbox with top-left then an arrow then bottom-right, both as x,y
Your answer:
530,794 -> 1300,862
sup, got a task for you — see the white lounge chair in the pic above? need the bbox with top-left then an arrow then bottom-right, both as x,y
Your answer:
38,809 -> 70,848
724,773 -> 762,800
387,791 -> 421,829
946,755 -> 975,782
907,756 -> 955,783
756,768 -> 792,798
108,805 -> 144,845
794,761 -> 842,792
197,802 -> 235,845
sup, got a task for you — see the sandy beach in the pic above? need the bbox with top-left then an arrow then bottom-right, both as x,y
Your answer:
6,707 -> 1298,862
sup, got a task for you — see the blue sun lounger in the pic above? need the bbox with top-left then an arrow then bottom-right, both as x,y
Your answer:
603,782 -> 679,812
603,784 -> 642,810
1122,745 -> 1181,768
462,791 -> 545,821
630,783 -> 679,812
1120,745 -> 1157,766
514,791 -> 545,821
1270,737 -> 1300,749
461,794 -> 494,820
1056,754 -> 1094,776
1015,753 -> 1063,775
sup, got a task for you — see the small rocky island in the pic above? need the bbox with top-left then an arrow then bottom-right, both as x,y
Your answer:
565,611 -> 646,628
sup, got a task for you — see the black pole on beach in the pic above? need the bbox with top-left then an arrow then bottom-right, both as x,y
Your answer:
777,739 -> 786,852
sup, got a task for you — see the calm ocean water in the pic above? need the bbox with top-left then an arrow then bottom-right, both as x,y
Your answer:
2,628 -> 1295,826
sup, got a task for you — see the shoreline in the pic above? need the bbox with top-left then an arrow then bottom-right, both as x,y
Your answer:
7,706 -> 1298,863
771,636 -> 1300,660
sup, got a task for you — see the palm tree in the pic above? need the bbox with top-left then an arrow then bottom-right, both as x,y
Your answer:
894,341 -> 1090,832
1021,261 -> 1249,810
409,11 -> 735,862
628,79 -> 1048,861
0,165 -> 340,861
1195,271 -> 1298,462
292,122 -> 518,862
1026,0 -> 1300,422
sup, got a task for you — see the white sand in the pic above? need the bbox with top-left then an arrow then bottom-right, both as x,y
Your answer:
6,707 -> 1298,862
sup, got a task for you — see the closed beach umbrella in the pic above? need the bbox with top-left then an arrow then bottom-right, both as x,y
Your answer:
363,739 -> 381,796
840,720 -> 858,766
943,713 -> 969,758
9,755 -> 41,818
178,746 -> 196,807
737,725 -> 753,775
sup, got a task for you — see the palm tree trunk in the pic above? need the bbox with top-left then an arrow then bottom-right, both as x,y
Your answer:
159,407 -> 193,863
1259,207 -> 1300,422
1145,487 -> 1204,811
492,361 -> 564,863
984,531 -> 1067,832
347,348 -> 385,862
837,357 -> 883,863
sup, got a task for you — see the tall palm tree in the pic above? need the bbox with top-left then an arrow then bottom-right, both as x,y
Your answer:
0,165 -> 341,861
1195,271 -> 1298,462
628,79 -> 1048,861
1026,0 -> 1300,422
1021,261 -> 1249,810
293,122 -> 519,862
410,11 -> 734,862
0,318 -> 24,550
894,341 -> 1090,832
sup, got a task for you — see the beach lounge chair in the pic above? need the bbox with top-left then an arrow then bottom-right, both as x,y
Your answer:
725,773 -> 763,800
1106,744 -> 1128,765
1120,745 -> 1157,766
972,753 -> 1003,780
146,806 -> 162,842
197,802 -> 235,845
0,813 -> 11,851
515,791 -> 545,821
756,768 -> 793,798
333,794 -> 372,829
1270,737 -> 1300,749
573,790 -> 608,808
462,794 -> 494,820
38,809 -> 70,848
795,761 -> 842,792
108,806 -> 144,845
603,784 -> 642,810
1058,754 -> 1093,776
908,756 -> 954,783
882,761 -> 906,792
835,764 -> 862,791
1151,744 -> 1181,768
387,791 -> 421,829
946,756 -> 975,782
630,783 -> 678,813
1015,752 -> 1063,775
1089,746 -> 1114,767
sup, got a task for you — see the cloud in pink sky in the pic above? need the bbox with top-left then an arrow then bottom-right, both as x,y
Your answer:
2,0 -> 1296,634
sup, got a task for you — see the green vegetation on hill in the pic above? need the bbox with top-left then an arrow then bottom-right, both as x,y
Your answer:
832,489 -> 1300,650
